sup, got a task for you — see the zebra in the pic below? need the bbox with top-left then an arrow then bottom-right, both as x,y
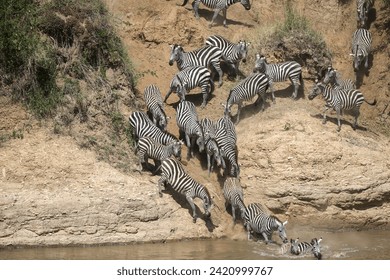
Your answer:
350,28 -> 372,72
253,54 -> 303,102
221,73 -> 269,124
323,66 -> 356,90
214,115 -> 239,177
308,80 -> 377,131
199,118 -> 226,176
164,66 -> 215,108
205,35 -> 250,79
129,111 -> 178,146
158,157 -> 213,223
244,202 -> 288,244
176,100 -> 205,159
137,137 -> 182,173
223,177 -> 246,223
181,0 -> 251,28
290,237 -> 323,260
144,84 -> 168,131
169,44 -> 224,87
357,0 -> 374,28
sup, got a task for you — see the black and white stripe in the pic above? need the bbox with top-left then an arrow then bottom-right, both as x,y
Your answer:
164,66 -> 215,108
137,137 -> 182,172
206,35 -> 250,78
158,157 -> 212,222
144,84 -> 168,131
169,44 -> 224,87
129,111 -> 178,146
308,81 -> 377,131
357,0 -> 374,28
254,54 -> 302,101
290,237 -> 322,260
244,203 -> 288,244
176,100 -> 205,159
323,67 -> 356,90
223,177 -> 246,223
181,0 -> 251,28
222,73 -> 269,124
350,28 -> 372,72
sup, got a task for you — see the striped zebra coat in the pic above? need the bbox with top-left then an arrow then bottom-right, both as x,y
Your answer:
158,157 -> 213,223
357,0 -> 374,28
308,81 -> 376,131
169,44 -> 224,87
222,73 -> 269,124
144,84 -> 168,131
290,237 -> 322,260
206,35 -> 250,79
323,67 -> 356,90
165,66 -> 214,108
350,28 -> 372,72
223,177 -> 246,223
244,203 -> 288,244
181,0 -> 251,28
254,54 -> 302,101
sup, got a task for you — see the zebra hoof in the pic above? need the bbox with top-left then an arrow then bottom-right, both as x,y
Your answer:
192,217 -> 197,223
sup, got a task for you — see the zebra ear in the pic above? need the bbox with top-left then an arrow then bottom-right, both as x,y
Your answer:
283,221 -> 288,226
349,53 -> 355,57
255,53 -> 261,59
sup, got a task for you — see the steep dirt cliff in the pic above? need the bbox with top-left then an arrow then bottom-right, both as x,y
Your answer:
0,0 -> 389,247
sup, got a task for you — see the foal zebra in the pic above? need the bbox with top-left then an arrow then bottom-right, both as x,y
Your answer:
169,44 -> 224,87
223,177 -> 246,223
290,237 -> 323,260
253,54 -> 302,102
165,66 -> 214,108
244,203 -> 288,244
129,111 -> 178,146
222,73 -> 269,124
144,85 -> 168,131
181,0 -> 251,28
323,67 -> 356,90
158,157 -> 212,223
176,100 -> 205,159
308,81 -> 377,131
357,0 -> 374,28
350,28 -> 372,72
206,35 -> 250,79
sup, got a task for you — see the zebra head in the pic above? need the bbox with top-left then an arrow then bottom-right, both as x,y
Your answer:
169,140 -> 183,161
277,220 -> 288,243
158,111 -> 169,131
202,186 -> 213,219
237,40 -> 250,63
241,0 -> 251,11
310,237 -> 323,260
253,54 -> 266,73
196,127 -> 205,153
308,79 -> 325,100
290,238 -> 301,255
221,102 -> 232,118
169,44 -> 183,66
323,67 -> 337,85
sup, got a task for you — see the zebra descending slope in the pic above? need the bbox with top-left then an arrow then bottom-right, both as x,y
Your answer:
223,177 -> 246,223
290,237 -> 323,260
308,80 -> 377,131
357,0 -> 374,28
350,28 -> 372,72
181,0 -> 251,28
144,85 -> 168,131
158,157 -> 213,223
244,203 -> 288,244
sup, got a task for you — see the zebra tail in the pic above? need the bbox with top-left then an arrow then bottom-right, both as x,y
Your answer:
179,0 -> 189,6
364,98 -> 377,106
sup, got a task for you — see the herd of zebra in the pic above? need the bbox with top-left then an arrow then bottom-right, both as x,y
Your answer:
128,0 -> 379,259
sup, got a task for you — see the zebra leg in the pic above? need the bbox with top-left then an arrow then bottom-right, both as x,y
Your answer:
163,88 -> 173,103
184,133 -> 192,159
255,92 -> 266,111
269,82 -> 276,103
291,79 -> 300,99
207,153 -> 211,177
322,105 -> 331,125
192,0 -> 200,19
211,62 -> 224,87
235,102 -> 242,124
231,204 -> 236,223
186,195 -> 198,223
222,8 -> 227,28
209,8 -> 222,28
201,88 -> 208,108
336,107 -> 342,132
246,223 -> 252,240
262,232 -> 272,244
157,176 -> 167,197
352,107 -> 360,130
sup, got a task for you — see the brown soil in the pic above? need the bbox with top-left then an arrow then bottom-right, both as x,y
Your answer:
0,0 -> 389,247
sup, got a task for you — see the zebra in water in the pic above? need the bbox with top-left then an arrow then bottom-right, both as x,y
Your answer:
181,0 -> 251,28
244,202 -> 288,244
323,67 -> 356,90
144,84 -> 168,131
164,66 -> 215,108
350,28 -> 372,72
222,73 -> 269,124
357,0 -> 374,28
290,237 -> 323,260
158,157 -> 213,223
214,115 -> 239,177
129,111 -> 178,147
308,80 -> 377,131
199,118 -> 225,176
205,35 -> 250,79
137,137 -> 182,173
169,44 -> 224,87
176,100 -> 205,159
223,177 -> 246,223
253,54 -> 303,102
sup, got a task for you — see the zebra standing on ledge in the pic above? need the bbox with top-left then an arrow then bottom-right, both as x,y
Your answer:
290,237 -> 323,260
144,85 -> 168,131
181,0 -> 251,28
308,80 -> 377,131
169,44 -> 224,87
253,54 -> 303,102
206,35 -> 250,79
223,177 -> 246,223
323,67 -> 356,90
158,158 -> 213,223
244,202 -> 288,244
350,28 -> 372,72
